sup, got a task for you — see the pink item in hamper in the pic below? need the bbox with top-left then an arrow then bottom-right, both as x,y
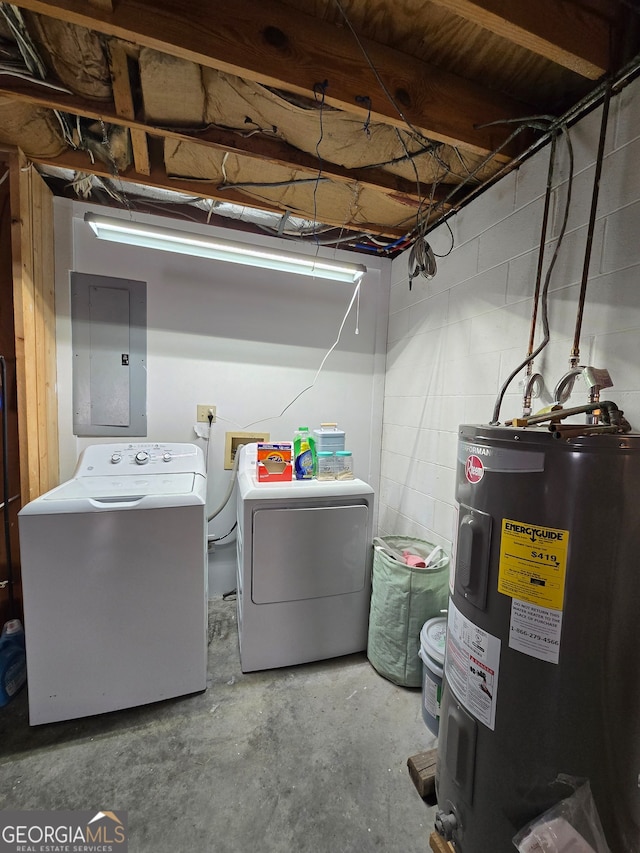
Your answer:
403,550 -> 426,568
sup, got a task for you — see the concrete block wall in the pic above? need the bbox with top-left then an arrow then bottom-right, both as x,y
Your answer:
380,76 -> 640,554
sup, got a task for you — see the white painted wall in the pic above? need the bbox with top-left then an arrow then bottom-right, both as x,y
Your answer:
53,200 -> 390,592
381,77 -> 640,555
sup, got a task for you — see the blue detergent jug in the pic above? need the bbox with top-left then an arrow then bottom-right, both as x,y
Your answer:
0,618 -> 27,707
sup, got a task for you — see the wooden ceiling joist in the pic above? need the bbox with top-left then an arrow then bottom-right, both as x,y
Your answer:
0,77 -> 448,208
30,140 -> 410,239
428,0 -> 610,79
10,0 -> 534,158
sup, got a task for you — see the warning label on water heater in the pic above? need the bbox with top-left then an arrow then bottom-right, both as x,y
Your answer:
445,602 -> 501,731
498,519 -> 569,610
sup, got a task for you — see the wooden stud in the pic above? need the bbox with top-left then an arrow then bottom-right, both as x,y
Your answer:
10,150 -> 59,504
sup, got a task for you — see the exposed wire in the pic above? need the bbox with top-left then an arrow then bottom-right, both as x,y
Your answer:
218,177 -> 330,191
0,4 -> 46,77
405,127 -> 456,285
211,521 -> 237,542
525,134 -> 558,383
431,219 -> 455,258
0,66 -> 72,91
312,80 -> 329,250
355,94 -> 372,138
333,0 -> 436,149
451,146 -> 474,178
407,238 -> 437,288
394,128 -> 423,210
358,142 -> 440,171
276,210 -> 290,236
412,116 -> 557,243
490,122 -> 575,425
241,279 -> 362,430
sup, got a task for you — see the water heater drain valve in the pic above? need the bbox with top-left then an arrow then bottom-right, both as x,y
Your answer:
435,810 -> 458,840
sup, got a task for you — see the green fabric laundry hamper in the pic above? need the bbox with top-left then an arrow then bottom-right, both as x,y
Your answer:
367,536 -> 449,687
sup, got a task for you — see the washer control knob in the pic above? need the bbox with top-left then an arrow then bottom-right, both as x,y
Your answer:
110,453 -> 122,464
162,452 -> 172,463
135,450 -> 150,465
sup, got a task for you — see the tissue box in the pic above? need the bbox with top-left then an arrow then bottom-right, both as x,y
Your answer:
257,442 -> 292,482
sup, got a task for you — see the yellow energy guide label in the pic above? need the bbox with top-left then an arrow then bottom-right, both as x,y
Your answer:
498,519 -> 569,611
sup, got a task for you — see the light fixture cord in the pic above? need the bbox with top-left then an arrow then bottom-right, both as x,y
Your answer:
242,280 -> 361,428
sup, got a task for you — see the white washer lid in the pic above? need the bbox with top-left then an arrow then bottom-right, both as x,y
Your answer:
41,473 -> 197,500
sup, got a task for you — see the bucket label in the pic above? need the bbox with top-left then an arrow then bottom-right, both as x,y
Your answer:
445,601 -> 501,731
498,519 -> 569,611
508,599 -> 563,664
424,675 -> 442,718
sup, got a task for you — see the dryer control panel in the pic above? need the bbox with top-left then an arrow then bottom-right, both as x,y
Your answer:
73,442 -> 206,476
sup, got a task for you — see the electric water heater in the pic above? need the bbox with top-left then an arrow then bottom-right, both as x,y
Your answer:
435,424 -> 640,852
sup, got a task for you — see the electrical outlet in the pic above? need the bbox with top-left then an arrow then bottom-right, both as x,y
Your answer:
197,405 -> 216,423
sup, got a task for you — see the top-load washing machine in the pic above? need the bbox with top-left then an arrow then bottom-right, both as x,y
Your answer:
18,442 -> 207,725
236,443 -> 374,672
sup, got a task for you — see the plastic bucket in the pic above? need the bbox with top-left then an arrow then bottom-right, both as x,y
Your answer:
419,617 -> 447,736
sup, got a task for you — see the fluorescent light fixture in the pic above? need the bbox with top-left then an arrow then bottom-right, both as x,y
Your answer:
84,212 -> 366,283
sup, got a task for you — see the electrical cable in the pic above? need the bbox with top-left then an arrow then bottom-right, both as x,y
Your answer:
218,177 -> 330,191
524,134 -> 558,392
241,279 -> 361,430
211,521 -> 237,542
418,49 -> 640,242
312,80 -> 329,252
570,80 -> 612,366
332,0 -> 437,149
0,66 -> 72,91
431,219 -> 455,258
490,123 -> 575,425
407,238 -> 437,288
207,443 -> 243,522
203,417 -> 212,474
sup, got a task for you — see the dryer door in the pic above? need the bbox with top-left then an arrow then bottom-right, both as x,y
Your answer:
251,503 -> 369,604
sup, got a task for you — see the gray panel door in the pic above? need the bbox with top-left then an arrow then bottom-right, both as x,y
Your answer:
90,285 -> 130,427
71,272 -> 147,437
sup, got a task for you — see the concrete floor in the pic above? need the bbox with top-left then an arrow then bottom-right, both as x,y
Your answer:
0,597 -> 438,852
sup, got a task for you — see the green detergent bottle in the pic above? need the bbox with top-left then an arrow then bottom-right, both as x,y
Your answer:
293,426 -> 317,480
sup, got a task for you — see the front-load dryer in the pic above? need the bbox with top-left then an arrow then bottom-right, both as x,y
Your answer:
18,442 -> 207,725
236,443 -> 374,672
